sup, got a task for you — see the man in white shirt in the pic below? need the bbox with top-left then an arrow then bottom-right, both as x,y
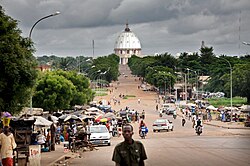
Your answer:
0,126 -> 17,166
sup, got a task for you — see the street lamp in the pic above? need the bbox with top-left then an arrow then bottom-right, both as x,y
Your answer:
220,57 -> 233,113
29,11 -> 60,39
29,11 -> 60,113
175,71 -> 187,104
242,41 -> 250,46
97,71 -> 107,92
93,71 -> 104,92
77,57 -> 94,74
82,65 -> 95,74
89,69 -> 101,80
190,69 -> 198,100
184,73 -> 187,104
86,58 -> 93,62
186,68 -> 199,100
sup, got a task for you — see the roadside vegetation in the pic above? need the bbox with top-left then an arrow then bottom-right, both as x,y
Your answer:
94,89 -> 108,97
208,97 -> 247,108
95,92 -> 108,97
123,95 -> 136,99
33,70 -> 94,112
128,49 -> 250,104
0,7 -> 38,114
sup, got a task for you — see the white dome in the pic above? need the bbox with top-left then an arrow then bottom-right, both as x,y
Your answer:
114,25 -> 141,49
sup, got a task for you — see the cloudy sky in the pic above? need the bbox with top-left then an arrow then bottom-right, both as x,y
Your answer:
1,0 -> 250,57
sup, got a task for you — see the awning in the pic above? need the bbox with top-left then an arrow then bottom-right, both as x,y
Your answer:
86,107 -> 100,112
64,115 -> 82,122
206,105 -> 217,111
34,116 -> 53,127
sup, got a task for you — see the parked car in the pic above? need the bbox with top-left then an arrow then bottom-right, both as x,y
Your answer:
152,119 -> 174,132
88,125 -> 111,146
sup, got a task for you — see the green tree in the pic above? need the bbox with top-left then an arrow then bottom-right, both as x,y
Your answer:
33,70 -> 94,111
128,55 -> 157,77
89,54 -> 119,82
154,53 -> 177,69
145,66 -> 174,87
224,63 -> 250,103
199,47 -> 216,75
154,71 -> 175,95
0,6 -> 38,114
53,70 -> 94,105
205,55 -> 239,96
58,58 -> 72,71
33,72 -> 76,112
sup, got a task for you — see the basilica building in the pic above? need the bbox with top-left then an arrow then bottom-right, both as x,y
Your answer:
114,23 -> 141,64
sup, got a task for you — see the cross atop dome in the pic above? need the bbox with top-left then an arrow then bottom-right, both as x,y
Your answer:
125,20 -> 130,32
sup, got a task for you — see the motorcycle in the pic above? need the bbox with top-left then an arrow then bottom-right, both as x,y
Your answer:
140,126 -> 146,139
196,126 -> 202,135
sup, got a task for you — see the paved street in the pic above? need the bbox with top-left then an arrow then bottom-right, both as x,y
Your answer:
69,65 -> 250,166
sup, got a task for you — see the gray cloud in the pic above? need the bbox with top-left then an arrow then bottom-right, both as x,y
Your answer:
1,0 -> 250,57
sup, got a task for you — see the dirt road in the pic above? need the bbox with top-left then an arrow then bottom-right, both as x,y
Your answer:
70,65 -> 250,166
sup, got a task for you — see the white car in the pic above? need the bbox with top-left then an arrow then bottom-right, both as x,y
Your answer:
152,119 -> 174,132
88,125 -> 111,146
161,103 -> 175,113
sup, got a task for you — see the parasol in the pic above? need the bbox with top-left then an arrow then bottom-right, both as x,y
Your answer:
50,115 -> 58,123
64,114 -> 82,122
95,114 -> 103,121
86,107 -> 100,112
58,114 -> 69,120
206,105 -> 217,111
100,118 -> 108,123
34,116 -> 53,127
104,112 -> 116,119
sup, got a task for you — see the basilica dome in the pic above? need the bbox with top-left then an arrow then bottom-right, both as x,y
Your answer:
114,23 -> 142,64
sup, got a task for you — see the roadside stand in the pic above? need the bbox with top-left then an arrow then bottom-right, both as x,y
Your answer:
9,117 -> 37,166
2,113 -> 62,166
240,106 -> 250,127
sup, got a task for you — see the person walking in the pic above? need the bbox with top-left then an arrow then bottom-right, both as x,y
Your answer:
46,128 -> 51,150
141,110 -> 145,120
182,114 -> 186,127
112,124 -> 147,166
0,126 -> 17,166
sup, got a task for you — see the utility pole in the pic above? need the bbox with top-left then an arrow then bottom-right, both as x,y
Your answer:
201,73 -> 204,96
195,71 -> 199,100
164,80 -> 166,99
185,73 -> 187,104
78,56 -> 81,73
92,40 -> 95,58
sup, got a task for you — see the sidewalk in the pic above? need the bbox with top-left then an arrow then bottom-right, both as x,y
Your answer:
41,144 -> 77,166
176,110 -> 250,130
203,120 -> 250,129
